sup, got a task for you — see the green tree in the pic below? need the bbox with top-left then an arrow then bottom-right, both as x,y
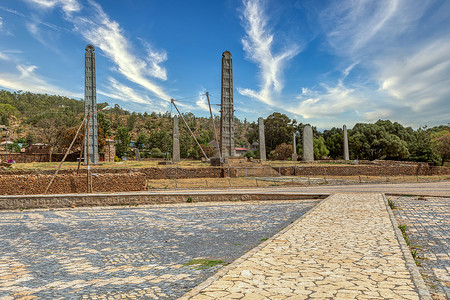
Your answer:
348,122 -> 409,160
0,103 -> 19,126
135,132 -> 148,150
313,137 -> 330,159
434,133 -> 450,165
264,113 -> 295,152
148,129 -> 171,154
115,126 -> 131,157
323,127 -> 343,159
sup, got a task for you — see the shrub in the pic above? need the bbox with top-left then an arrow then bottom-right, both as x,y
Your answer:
273,143 -> 293,160
150,148 -> 163,158
244,150 -> 257,159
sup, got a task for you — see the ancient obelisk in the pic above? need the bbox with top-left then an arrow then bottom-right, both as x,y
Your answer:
84,44 -> 99,164
258,117 -> 266,161
220,51 -> 235,157
343,125 -> 349,160
172,115 -> 180,163
303,125 -> 314,162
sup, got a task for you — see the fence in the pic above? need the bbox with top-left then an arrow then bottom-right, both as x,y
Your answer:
146,166 -> 450,190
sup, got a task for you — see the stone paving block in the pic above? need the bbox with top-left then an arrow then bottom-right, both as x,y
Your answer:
182,194 -> 427,299
390,195 -> 450,300
0,200 -> 317,299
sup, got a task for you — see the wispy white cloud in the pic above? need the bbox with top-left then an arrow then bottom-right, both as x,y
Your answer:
99,77 -> 152,105
0,63 -> 82,98
378,38 -> 450,112
297,0 -> 450,127
24,0 -> 81,14
292,81 -> 364,119
67,0 -> 170,101
238,0 -> 300,106
195,91 -> 219,114
22,0 -> 171,102
320,0 -> 431,58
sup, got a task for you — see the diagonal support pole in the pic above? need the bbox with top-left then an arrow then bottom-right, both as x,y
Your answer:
171,99 -> 208,160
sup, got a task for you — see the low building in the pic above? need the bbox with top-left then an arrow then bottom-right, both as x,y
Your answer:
235,147 -> 248,156
24,143 -> 51,154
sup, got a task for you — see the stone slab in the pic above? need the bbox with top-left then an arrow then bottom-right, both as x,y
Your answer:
182,193 -> 427,299
303,125 -> 314,162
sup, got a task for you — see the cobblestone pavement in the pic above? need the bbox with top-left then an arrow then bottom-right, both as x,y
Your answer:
0,200 -> 318,299
182,194 -> 425,299
390,196 -> 450,300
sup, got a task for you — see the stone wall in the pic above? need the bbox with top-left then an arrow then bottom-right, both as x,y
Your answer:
278,165 -> 450,176
0,153 -> 70,163
0,193 -> 326,210
0,173 -> 146,195
0,167 -> 228,179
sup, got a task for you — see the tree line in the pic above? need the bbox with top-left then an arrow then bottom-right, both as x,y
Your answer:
245,113 -> 449,166
1,90 -> 448,165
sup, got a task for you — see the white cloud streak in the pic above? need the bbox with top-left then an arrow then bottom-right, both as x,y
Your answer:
195,91 -> 219,114
0,64 -> 82,98
23,0 -> 170,102
238,0 -> 300,106
24,0 -> 81,13
292,82 -> 364,119
378,38 -> 450,112
99,77 -> 152,105
294,0 -> 450,127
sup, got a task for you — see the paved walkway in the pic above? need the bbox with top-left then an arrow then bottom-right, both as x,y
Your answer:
0,200 -> 317,299
154,181 -> 450,197
391,195 -> 450,299
181,194 -> 428,299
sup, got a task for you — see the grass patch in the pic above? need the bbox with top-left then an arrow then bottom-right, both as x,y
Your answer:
183,259 -> 225,270
260,238 -> 268,241
399,225 -> 422,266
388,199 -> 397,209
398,224 -> 410,246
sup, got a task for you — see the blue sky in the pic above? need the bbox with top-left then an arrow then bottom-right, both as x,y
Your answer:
0,0 -> 449,130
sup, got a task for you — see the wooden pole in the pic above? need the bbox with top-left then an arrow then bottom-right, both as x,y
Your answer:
44,113 -> 88,194
206,92 -> 221,158
171,99 -> 208,160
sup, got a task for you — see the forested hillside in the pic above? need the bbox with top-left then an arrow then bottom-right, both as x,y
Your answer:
0,90 -> 448,165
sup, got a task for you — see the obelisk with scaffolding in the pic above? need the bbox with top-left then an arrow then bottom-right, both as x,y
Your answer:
84,44 -> 99,164
220,51 -> 235,157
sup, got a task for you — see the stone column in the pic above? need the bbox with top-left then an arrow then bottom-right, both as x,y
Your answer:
134,148 -> 141,161
172,116 -> 180,163
343,125 -> 349,160
303,125 -> 314,162
84,44 -> 98,164
220,51 -> 235,157
258,117 -> 266,161
292,131 -> 297,161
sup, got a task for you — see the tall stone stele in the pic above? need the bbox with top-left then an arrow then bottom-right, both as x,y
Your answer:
303,125 -> 314,162
343,125 -> 349,160
220,51 -> 235,157
292,131 -> 297,161
258,117 -> 267,161
84,44 -> 99,164
258,117 -> 266,161
172,115 -> 180,163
